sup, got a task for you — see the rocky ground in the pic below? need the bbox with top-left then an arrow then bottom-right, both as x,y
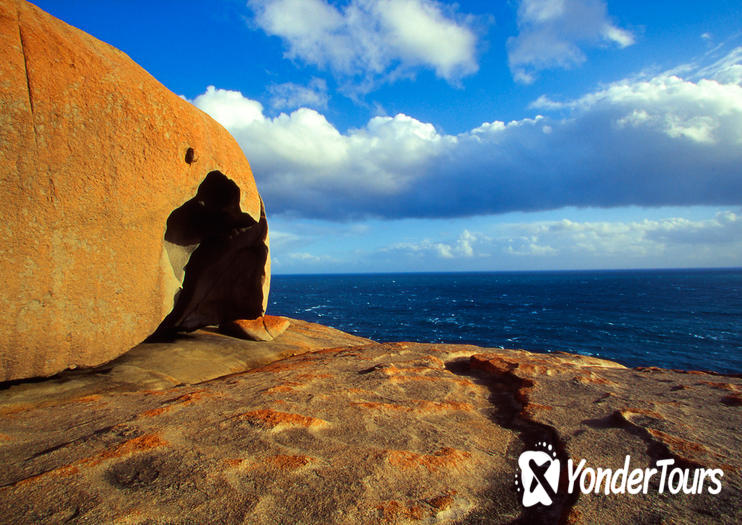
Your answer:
0,319 -> 739,524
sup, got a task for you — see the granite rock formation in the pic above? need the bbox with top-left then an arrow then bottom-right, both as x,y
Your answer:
0,0 -> 270,381
0,320 -> 739,524
219,316 -> 292,342
1,2 -> 738,523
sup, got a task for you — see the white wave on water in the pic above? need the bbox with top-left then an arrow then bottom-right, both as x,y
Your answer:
303,305 -> 330,312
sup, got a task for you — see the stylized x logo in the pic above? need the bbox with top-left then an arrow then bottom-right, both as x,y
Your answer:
529,458 -> 557,502
518,448 -> 561,507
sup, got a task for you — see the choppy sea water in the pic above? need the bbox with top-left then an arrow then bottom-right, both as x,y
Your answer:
268,269 -> 742,374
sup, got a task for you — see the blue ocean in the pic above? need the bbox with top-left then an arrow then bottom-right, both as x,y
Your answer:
269,269 -> 742,374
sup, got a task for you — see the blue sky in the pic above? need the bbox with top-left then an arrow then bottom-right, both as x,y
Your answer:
36,0 -> 742,273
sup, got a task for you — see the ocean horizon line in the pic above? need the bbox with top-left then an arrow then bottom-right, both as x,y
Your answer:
272,266 -> 742,278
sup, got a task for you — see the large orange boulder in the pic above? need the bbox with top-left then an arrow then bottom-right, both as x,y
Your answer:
0,0 -> 270,381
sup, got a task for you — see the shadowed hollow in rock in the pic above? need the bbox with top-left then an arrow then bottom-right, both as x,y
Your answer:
154,171 -> 269,337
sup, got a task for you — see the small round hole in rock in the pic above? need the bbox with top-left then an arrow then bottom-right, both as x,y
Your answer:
185,147 -> 195,164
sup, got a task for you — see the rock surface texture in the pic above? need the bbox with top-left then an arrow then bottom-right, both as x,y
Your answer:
220,315 -> 292,342
0,320 -> 739,524
0,0 -> 270,381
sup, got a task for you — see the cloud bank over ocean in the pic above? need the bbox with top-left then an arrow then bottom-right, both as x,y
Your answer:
386,212 -> 742,260
265,210 -> 742,272
194,46 -> 742,221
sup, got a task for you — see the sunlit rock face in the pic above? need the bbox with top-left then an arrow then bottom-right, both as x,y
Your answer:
0,0 -> 270,381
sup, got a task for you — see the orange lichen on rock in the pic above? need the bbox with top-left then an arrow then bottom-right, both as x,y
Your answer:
376,500 -> 427,521
14,434 -> 168,487
263,316 -> 291,339
352,400 -> 473,413
352,401 -> 411,412
381,365 -> 432,376
140,390 -> 214,417
238,409 -> 327,430
470,351 -> 623,382
469,352 -> 555,378
388,447 -> 471,473
414,400 -> 474,412
0,404 -> 33,417
172,391 -> 212,404
263,454 -> 315,470
15,464 -> 81,487
75,395 -> 102,403
140,406 -> 173,418
386,373 -> 475,387
84,434 -> 169,466
699,381 -> 740,392
264,384 -> 297,394
1,393 -> 106,417
426,354 -> 447,365
427,491 -> 457,510
469,354 -> 517,376
646,428 -> 707,455
522,402 -> 553,417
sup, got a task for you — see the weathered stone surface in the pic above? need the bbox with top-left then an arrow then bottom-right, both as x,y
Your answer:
467,351 -> 741,524
220,315 -> 292,341
0,0 -> 270,381
0,319 -> 371,399
0,321 -> 739,524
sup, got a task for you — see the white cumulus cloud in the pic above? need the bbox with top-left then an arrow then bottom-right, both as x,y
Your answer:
385,230 -> 479,260
192,47 -> 742,220
248,0 -> 478,89
375,211 -> 742,269
508,0 -> 634,83
269,77 -> 329,110
193,86 -> 264,128
496,211 -> 742,261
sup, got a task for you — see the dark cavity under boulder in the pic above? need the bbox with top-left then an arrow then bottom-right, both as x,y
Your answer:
153,170 -> 269,337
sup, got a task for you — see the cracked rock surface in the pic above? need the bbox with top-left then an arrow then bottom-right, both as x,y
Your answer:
0,320 -> 739,524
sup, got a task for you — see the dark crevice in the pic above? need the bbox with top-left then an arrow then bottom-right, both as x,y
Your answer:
17,17 -> 34,116
445,358 -> 579,525
23,424 -> 118,463
1,424 -> 144,489
358,364 -> 387,375
16,7 -> 38,154
150,170 -> 268,339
